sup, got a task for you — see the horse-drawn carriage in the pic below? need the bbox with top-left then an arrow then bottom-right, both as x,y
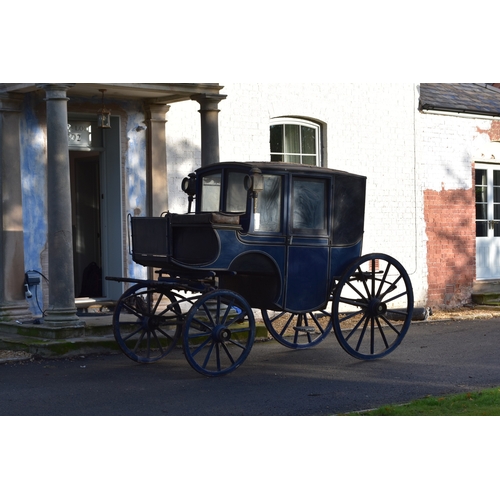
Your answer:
107,161 -> 413,376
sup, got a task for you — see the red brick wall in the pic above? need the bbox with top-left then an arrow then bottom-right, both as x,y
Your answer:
424,186 -> 475,309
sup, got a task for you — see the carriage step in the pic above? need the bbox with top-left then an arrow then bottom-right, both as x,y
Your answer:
293,326 -> 316,333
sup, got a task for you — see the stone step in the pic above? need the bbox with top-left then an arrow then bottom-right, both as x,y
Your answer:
472,281 -> 500,305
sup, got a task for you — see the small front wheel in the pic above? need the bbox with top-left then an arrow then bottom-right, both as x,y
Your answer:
113,283 -> 183,363
183,290 -> 255,376
332,254 -> 414,360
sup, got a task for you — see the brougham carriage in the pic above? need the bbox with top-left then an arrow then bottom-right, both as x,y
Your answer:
106,161 -> 414,376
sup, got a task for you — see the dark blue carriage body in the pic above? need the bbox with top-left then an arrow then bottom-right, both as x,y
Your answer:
130,162 -> 366,312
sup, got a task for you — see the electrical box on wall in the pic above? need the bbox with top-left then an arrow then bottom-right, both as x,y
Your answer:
25,271 -> 40,286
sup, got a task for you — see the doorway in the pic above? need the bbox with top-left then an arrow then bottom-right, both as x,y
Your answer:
475,162 -> 500,279
68,115 -> 123,301
70,151 -> 103,297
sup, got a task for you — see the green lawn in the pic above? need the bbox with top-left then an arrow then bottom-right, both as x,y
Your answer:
344,386 -> 500,416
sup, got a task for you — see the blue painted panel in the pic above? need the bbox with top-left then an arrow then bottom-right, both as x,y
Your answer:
285,245 -> 329,311
330,242 -> 363,278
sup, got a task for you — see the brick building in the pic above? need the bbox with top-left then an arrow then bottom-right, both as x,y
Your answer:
0,83 -> 498,326
418,83 -> 500,308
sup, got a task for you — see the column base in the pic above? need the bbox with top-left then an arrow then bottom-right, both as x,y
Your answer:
0,301 -> 32,322
43,307 -> 85,328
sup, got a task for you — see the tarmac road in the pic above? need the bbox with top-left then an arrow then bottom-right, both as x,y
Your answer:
1,316 -> 500,416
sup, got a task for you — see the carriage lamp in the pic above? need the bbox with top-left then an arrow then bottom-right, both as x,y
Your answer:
97,89 -> 111,128
182,173 -> 197,212
244,167 -> 264,205
244,167 -> 264,229
244,167 -> 264,195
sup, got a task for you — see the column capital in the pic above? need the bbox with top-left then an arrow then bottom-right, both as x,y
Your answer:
145,102 -> 171,123
36,84 -> 75,100
191,93 -> 227,112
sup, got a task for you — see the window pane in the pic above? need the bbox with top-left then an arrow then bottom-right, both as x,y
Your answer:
476,186 -> 487,203
301,126 -> 316,154
494,186 -> 500,203
226,171 -> 247,212
284,153 -> 301,163
255,175 -> 281,232
476,169 -> 487,185
476,221 -> 488,237
301,155 -> 316,166
271,154 -> 284,162
284,124 -> 300,154
476,204 -> 487,220
494,204 -> 500,219
292,178 -> 326,231
270,125 -> 283,154
494,170 -> 500,185
201,172 -> 221,212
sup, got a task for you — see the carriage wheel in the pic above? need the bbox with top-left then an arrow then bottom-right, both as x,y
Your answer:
332,253 -> 414,360
113,283 -> 184,363
261,307 -> 332,349
183,290 -> 256,377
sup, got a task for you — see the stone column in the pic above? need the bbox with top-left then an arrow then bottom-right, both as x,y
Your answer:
0,93 -> 31,320
37,84 -> 83,327
145,103 -> 170,217
191,93 -> 227,166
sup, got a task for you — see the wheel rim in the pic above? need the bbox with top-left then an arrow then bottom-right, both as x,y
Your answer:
113,284 -> 184,363
332,253 -> 414,360
183,290 -> 255,376
262,307 -> 332,349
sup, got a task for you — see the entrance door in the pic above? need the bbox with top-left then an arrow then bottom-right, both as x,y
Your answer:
70,152 -> 103,297
475,163 -> 500,279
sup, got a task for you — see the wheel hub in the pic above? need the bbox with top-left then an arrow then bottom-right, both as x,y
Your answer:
148,316 -> 160,328
214,325 -> 232,342
367,298 -> 387,317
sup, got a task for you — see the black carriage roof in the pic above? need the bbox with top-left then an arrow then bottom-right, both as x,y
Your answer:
195,161 -> 366,179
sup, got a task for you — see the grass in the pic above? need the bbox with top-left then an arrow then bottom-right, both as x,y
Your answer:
345,386 -> 500,416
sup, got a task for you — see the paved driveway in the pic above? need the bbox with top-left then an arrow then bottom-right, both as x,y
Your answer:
0,317 -> 499,415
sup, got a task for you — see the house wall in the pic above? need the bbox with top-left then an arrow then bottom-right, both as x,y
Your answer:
176,83 -> 428,307
19,83 -> 494,312
416,108 -> 497,308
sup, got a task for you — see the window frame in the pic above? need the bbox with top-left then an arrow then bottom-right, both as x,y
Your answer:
270,117 -> 322,167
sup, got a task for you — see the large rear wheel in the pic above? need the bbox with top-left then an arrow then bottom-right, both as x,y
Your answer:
332,254 -> 413,360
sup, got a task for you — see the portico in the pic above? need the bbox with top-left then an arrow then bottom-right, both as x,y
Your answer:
0,83 -> 226,328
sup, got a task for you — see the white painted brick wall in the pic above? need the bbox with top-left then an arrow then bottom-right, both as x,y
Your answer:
164,84 -> 430,305
416,111 -> 489,192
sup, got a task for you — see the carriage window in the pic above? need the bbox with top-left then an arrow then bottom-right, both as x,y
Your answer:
292,178 -> 327,232
255,175 -> 282,232
201,172 -> 221,212
226,171 -> 248,213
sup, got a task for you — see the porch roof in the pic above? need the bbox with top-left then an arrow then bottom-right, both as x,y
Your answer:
0,83 -> 223,104
419,83 -> 500,117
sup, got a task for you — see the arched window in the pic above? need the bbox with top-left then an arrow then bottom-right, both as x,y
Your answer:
270,117 -> 321,166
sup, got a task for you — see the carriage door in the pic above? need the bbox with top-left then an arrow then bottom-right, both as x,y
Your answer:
284,177 -> 330,311
476,163 -> 500,279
